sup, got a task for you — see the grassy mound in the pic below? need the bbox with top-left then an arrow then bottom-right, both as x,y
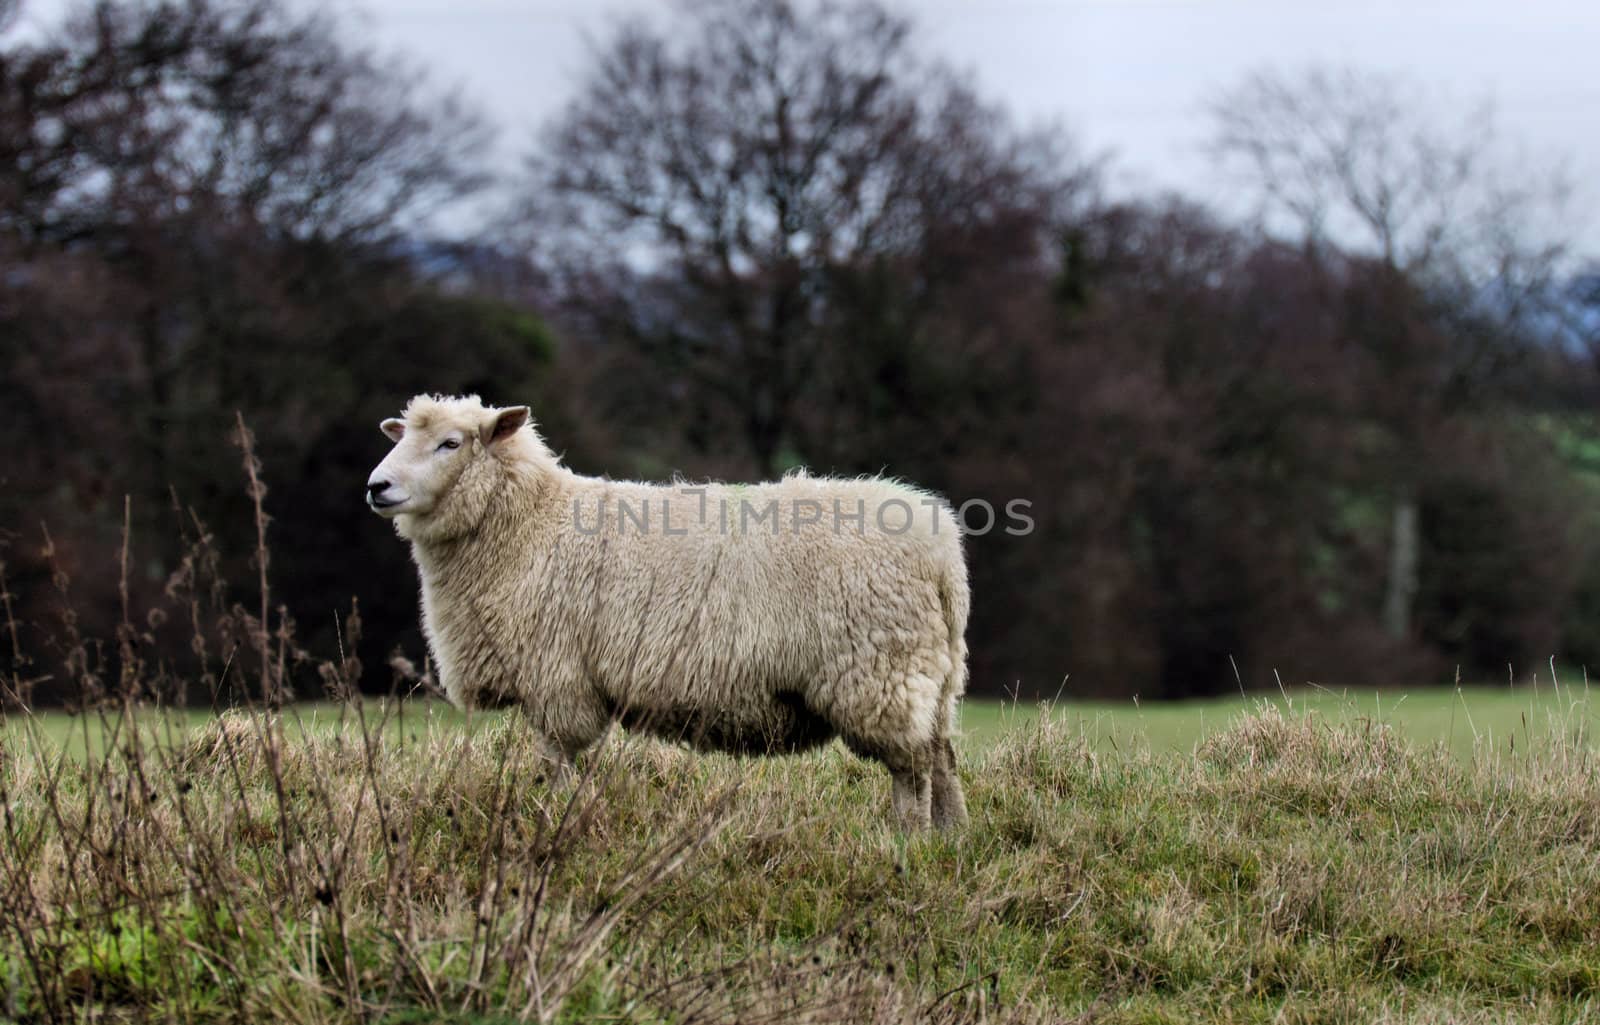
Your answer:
2,703 -> 1599,1022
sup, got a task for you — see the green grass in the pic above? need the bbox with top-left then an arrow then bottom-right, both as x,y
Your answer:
962,683 -> 1600,760
2,699 -> 486,760
12,684 -> 1598,762
4,693 -> 1600,1022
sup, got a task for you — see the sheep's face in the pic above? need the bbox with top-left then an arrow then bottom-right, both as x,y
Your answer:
366,398 -> 530,541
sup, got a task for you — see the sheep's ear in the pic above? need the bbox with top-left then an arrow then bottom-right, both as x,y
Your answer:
481,406 -> 529,447
381,418 -> 405,442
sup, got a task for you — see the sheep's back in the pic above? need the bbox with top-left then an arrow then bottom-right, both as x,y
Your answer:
563,474 -> 963,733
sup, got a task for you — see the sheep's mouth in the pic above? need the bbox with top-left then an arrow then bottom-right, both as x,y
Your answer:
367,496 -> 405,514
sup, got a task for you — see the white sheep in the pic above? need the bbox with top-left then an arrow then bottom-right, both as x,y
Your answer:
366,394 -> 970,830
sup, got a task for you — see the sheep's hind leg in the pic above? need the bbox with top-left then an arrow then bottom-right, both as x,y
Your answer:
841,734 -> 932,830
887,749 -> 933,832
930,736 -> 967,830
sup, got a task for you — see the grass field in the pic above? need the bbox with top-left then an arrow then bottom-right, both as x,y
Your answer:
962,683 -> 1600,759
3,689 -> 1600,1022
10,684 -> 1596,761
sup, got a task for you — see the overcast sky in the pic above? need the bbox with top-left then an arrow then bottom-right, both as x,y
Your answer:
15,0 -> 1600,252
347,0 -> 1597,251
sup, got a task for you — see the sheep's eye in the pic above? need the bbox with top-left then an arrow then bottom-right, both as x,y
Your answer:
437,438 -> 460,452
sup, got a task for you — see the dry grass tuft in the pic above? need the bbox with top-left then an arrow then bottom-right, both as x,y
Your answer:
1197,701 -> 1408,775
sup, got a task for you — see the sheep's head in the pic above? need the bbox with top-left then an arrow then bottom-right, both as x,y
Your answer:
367,395 -> 534,542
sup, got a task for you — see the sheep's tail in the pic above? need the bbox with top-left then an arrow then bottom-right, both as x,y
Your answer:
936,543 -> 971,743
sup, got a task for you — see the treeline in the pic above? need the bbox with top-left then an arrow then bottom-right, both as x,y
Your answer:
2,0 -> 1598,705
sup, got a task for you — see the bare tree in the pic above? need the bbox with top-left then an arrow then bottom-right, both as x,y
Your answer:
1211,66 -> 1572,299
10,0 -> 492,246
1210,65 -> 1577,641
2,0 -> 499,482
521,0 -> 1079,476
0,0 -> 516,696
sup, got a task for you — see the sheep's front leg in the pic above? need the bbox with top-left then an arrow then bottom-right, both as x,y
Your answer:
515,718 -> 588,787
522,691 -> 608,787
533,734 -> 577,787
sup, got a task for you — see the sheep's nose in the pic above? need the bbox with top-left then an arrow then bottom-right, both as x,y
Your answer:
367,479 -> 391,498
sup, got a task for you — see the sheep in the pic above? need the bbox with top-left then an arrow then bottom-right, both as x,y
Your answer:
366,394 -> 970,830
